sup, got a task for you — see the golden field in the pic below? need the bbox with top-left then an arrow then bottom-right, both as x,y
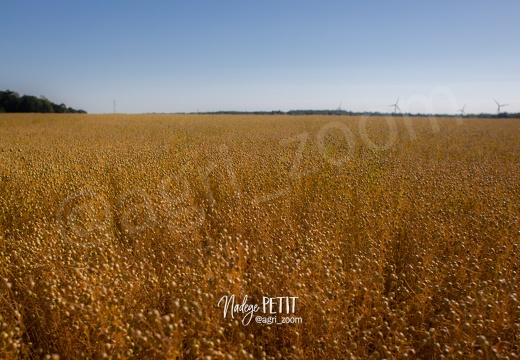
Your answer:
0,113 -> 519,359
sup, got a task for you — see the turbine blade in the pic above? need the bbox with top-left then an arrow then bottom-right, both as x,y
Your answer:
494,99 -> 500,106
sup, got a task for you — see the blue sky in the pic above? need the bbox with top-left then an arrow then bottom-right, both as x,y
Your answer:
1,1 -> 519,114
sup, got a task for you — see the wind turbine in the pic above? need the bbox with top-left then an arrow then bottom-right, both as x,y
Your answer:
337,101 -> 342,111
458,104 -> 466,116
389,97 -> 401,114
494,99 -> 509,115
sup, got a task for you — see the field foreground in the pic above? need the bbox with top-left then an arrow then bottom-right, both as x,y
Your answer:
0,114 -> 519,359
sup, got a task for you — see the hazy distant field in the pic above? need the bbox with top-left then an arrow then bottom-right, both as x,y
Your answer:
0,114 -> 519,359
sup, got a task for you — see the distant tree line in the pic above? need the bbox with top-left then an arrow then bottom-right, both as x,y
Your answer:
0,90 -> 86,114
201,110 -> 353,116
198,109 -> 520,118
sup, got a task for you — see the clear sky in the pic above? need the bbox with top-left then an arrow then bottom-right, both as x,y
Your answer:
1,1 -> 519,114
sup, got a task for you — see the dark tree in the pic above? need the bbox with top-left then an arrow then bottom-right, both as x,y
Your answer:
0,89 -> 86,113
0,90 -> 21,112
52,103 -> 67,113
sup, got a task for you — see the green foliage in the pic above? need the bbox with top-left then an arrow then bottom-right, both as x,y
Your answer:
0,90 -> 86,113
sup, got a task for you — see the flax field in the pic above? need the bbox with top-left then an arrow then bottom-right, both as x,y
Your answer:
0,114 -> 519,359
